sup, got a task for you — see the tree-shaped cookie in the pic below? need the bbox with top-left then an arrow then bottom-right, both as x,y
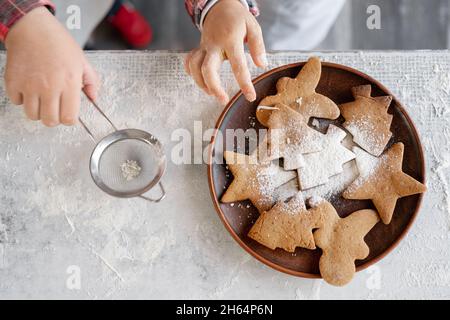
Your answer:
312,199 -> 380,286
221,149 -> 296,212
343,143 -> 427,224
256,56 -> 340,127
248,192 -> 326,252
298,125 -> 355,190
266,103 -> 325,170
340,84 -> 393,156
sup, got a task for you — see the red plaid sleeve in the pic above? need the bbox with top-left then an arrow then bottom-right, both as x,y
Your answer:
185,0 -> 259,30
0,0 -> 55,42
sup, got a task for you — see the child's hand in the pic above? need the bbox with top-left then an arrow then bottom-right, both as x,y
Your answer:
4,7 -> 100,127
185,0 -> 267,105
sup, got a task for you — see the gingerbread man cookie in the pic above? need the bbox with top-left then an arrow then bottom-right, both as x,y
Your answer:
340,85 -> 393,156
256,57 -> 340,127
297,125 -> 355,190
248,192 -> 326,252
266,103 -> 325,170
343,143 -> 426,224
221,149 -> 296,212
312,199 -> 380,286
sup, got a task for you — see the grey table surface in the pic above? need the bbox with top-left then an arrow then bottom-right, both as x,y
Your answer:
0,51 -> 449,299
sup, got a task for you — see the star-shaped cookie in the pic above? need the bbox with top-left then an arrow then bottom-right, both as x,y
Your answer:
221,149 -> 296,212
266,103 -> 325,170
343,143 -> 427,224
248,192 -> 323,251
313,201 -> 380,286
256,56 -> 340,127
298,125 -> 355,190
340,84 -> 393,156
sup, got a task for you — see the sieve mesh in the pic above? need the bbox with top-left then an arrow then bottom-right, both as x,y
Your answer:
98,139 -> 160,194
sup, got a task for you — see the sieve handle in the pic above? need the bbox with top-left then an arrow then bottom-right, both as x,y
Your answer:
139,182 -> 166,203
78,118 -> 96,142
79,94 -> 118,142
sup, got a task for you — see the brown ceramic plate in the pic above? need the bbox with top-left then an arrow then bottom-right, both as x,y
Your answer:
207,61 -> 425,278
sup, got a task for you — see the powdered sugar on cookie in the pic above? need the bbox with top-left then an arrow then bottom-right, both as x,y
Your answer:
345,118 -> 390,158
221,150 -> 296,212
256,57 -> 340,127
344,146 -> 381,193
343,143 -> 426,224
340,84 -> 393,156
302,160 -> 359,201
248,192 -> 322,251
267,104 -> 325,170
298,125 -> 355,190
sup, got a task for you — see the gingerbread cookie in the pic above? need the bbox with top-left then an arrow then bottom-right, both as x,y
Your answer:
297,125 -> 355,190
343,143 -> 426,224
340,85 -> 393,156
266,103 -> 325,170
248,192 -> 323,251
256,57 -> 340,127
221,149 -> 296,212
312,199 -> 380,286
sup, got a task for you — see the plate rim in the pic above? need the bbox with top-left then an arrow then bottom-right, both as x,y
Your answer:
207,60 -> 426,278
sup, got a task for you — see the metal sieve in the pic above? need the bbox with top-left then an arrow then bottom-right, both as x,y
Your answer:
78,97 -> 166,202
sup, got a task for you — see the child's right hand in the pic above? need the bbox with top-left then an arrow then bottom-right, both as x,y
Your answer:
185,0 -> 267,105
4,6 -> 100,127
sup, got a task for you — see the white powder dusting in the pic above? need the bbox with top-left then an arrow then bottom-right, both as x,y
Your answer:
302,160 -> 359,201
433,152 -> 450,219
284,120 -> 376,201
276,178 -> 300,201
308,196 -> 325,207
274,156 -> 360,204
298,125 -> 356,189
0,221 -> 7,269
343,146 -> 382,193
353,146 -> 380,178
433,63 -> 440,73
272,115 -> 325,170
254,162 -> 296,199
345,117 -> 389,156
0,243 -> 5,269
121,160 -> 142,181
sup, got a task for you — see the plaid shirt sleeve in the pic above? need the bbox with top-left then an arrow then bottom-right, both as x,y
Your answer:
0,0 -> 55,42
185,0 -> 259,31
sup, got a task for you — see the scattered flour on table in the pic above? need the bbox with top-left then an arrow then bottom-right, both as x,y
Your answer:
0,221 -> 7,268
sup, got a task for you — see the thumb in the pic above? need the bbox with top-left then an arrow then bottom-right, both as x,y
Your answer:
82,58 -> 100,101
246,20 -> 267,68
